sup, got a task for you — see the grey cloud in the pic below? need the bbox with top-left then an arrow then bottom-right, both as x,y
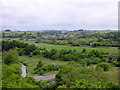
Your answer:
1,0 -> 118,30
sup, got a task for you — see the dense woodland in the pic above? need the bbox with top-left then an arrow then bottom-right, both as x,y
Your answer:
1,30 -> 120,88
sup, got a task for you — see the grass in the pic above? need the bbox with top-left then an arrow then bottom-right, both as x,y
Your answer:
36,43 -> 118,55
21,40 -> 118,55
19,55 -> 68,76
2,38 -> 118,84
103,67 -> 119,84
43,71 -> 58,76
19,54 -> 119,85
2,38 -> 118,55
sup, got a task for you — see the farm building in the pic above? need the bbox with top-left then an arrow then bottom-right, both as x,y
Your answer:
106,55 -> 118,63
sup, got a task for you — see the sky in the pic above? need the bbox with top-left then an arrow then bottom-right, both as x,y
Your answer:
1,0 -> 119,31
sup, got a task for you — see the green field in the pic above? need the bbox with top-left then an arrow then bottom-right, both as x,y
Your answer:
2,38 -> 118,55
17,39 -> 118,55
19,55 -> 119,83
36,43 -> 118,55
103,67 -> 119,84
18,55 -> 119,84
2,38 -> 119,84
19,55 -> 68,76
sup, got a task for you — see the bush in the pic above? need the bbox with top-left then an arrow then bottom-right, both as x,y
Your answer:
2,49 -> 19,65
2,40 -> 38,55
2,64 -> 38,88
37,80 -> 48,88
69,80 -> 119,88
34,61 -> 57,75
58,85 -> 68,88
97,62 -> 111,71
17,48 -> 25,56
55,65 -> 110,86
32,49 -> 40,55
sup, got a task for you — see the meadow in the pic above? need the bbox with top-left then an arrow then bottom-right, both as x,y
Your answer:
19,55 -> 68,76
18,55 -> 119,84
18,38 -> 119,55
4,38 -> 117,55
36,43 -> 118,55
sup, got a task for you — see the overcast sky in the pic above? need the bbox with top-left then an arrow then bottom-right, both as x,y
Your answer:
1,0 -> 119,31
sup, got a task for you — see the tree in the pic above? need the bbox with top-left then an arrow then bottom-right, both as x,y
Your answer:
2,64 -> 38,88
82,48 -> 86,53
17,48 -> 25,56
50,49 -> 58,57
36,61 -> 43,69
32,49 -> 40,55
24,44 -> 37,55
69,80 -> 119,88
2,49 -> 19,65
42,50 -> 50,58
34,61 -> 44,74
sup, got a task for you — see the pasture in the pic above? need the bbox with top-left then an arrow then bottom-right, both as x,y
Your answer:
36,43 -> 118,55
19,55 -> 119,84
2,38 -> 118,55
19,55 -> 68,76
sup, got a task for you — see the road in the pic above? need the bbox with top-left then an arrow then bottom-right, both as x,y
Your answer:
21,64 -> 26,77
21,64 -> 56,81
33,74 -> 56,81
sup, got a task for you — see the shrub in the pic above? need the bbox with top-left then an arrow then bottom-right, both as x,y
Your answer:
37,80 -> 48,88
2,64 -> 38,88
69,80 -> 119,88
34,61 -> 57,75
2,49 -> 19,65
17,48 -> 25,56
97,62 -> 111,71
58,85 -> 68,88
32,49 -> 40,55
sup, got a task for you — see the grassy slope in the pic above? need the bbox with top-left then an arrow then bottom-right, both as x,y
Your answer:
19,55 -> 119,84
16,40 -> 118,84
103,67 -> 119,84
2,38 -> 119,84
19,55 -> 68,76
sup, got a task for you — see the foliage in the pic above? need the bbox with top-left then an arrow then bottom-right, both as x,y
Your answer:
2,49 -> 19,65
34,61 -> 57,75
2,30 -> 119,88
2,40 -> 38,55
55,65 -> 116,86
68,80 -> 119,88
37,80 -> 57,88
2,64 -> 38,88
35,31 -> 119,47
41,48 -> 109,66
58,85 -> 67,88
97,62 -> 111,71
17,48 -> 25,56
55,66 -> 119,88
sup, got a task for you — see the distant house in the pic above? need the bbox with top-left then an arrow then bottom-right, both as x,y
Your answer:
106,55 -> 118,63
